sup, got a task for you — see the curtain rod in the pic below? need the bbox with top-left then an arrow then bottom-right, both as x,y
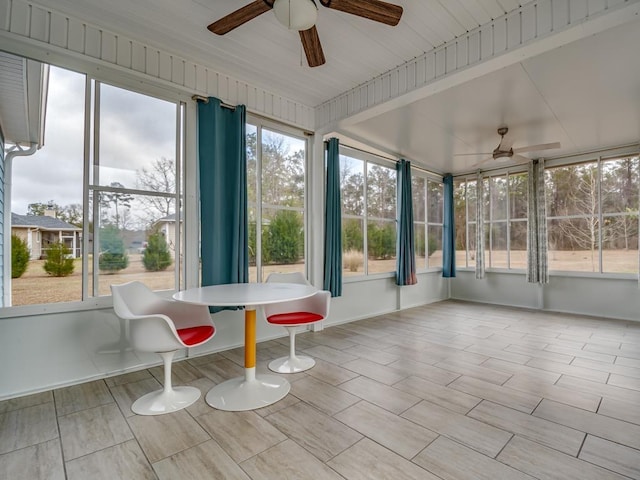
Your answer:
191,95 -> 236,110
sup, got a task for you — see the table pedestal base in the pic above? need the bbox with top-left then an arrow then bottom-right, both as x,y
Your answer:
205,368 -> 290,411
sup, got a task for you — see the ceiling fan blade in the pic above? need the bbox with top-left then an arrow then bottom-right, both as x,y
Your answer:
513,142 -> 561,154
299,26 -> 326,67
320,0 -> 403,26
208,0 -> 273,35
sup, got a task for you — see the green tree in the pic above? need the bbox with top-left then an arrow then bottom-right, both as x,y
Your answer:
263,210 -> 303,264
43,242 -> 75,277
11,234 -> 30,278
367,222 -> 395,259
28,201 -> 61,217
343,218 -> 363,251
99,225 -> 129,272
142,233 -> 172,271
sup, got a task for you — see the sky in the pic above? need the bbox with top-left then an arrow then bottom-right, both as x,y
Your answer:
11,63 -> 177,216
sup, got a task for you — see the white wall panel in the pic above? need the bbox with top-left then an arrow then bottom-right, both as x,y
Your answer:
131,42 -> 146,73
67,19 -> 84,53
451,270 -> 640,322
0,0 -> 314,130
8,0 -> 29,36
537,0 -> 553,36
30,6 -> 49,43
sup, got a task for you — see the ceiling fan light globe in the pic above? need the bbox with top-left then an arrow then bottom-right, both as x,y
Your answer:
273,0 -> 318,31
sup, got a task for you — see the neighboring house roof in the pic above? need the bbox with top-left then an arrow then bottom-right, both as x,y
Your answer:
11,213 -> 81,231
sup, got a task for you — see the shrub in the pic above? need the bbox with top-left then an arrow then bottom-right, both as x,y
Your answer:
43,242 -> 75,277
343,219 -> 363,251
11,234 -> 30,278
428,234 -> 438,257
99,225 -> 129,273
142,233 -> 172,271
367,222 -> 395,259
343,249 -> 363,272
263,210 -> 303,264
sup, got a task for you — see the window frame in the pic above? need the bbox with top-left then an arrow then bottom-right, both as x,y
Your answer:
339,146 -> 398,279
545,153 -> 640,276
2,64 -> 187,317
246,114 -> 309,284
411,170 -> 445,272
455,167 -> 529,271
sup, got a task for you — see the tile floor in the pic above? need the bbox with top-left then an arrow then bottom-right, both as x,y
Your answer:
1,300 -> 640,479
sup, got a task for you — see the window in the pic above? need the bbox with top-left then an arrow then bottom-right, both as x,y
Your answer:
340,150 -> 396,276
8,63 -> 184,308
246,121 -> 307,283
454,178 -> 477,268
545,156 -> 639,273
455,171 -> 527,270
412,174 -> 444,269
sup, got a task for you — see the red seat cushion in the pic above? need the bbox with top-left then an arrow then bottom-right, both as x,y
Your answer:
177,325 -> 215,346
267,312 -> 323,326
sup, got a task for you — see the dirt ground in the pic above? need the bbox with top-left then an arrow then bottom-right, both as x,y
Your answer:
10,250 -> 638,306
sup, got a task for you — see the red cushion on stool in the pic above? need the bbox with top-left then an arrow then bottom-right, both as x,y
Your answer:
267,312 -> 323,326
177,325 -> 215,346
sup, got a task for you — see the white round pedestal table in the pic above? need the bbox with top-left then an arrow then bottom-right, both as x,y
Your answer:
173,282 -> 317,411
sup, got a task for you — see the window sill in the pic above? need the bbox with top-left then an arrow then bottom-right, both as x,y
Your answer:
454,267 -> 638,281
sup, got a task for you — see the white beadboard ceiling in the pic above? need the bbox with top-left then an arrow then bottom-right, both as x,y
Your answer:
2,0 -> 640,175
40,0 -> 534,106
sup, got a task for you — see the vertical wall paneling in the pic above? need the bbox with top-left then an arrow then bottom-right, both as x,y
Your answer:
587,0 -> 607,15
456,39 -> 468,70
8,0 -> 28,36
131,42 -> 146,73
480,24 -> 493,60
158,52 -> 172,81
145,48 -> 159,78
85,26 -> 101,59
30,6 -> 48,43
0,0 -> 10,30
507,12 -> 522,49
100,32 -> 117,64
552,0 -> 570,31
407,61 -> 416,90
435,48 -> 446,77
537,0 -> 552,35
183,62 -> 195,90
116,36 -> 132,70
171,57 -> 184,86
0,0 -> 314,130
445,43 -> 457,74
493,18 -> 507,53
569,0 -> 589,22
67,19 -> 84,54
468,31 -> 480,64
195,65 -> 206,93
425,52 -> 436,82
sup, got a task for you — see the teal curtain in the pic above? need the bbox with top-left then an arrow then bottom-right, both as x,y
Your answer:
396,159 -> 417,286
442,174 -> 456,277
323,138 -> 342,297
197,97 -> 248,310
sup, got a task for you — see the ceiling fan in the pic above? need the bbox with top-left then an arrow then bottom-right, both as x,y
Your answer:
207,0 -> 404,67
456,126 -> 561,168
